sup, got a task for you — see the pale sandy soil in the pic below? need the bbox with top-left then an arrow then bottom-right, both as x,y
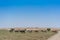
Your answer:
47,31 -> 60,40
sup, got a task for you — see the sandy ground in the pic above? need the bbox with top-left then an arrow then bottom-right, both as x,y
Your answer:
47,31 -> 60,40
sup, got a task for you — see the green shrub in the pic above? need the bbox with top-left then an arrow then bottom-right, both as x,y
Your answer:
47,28 -> 51,31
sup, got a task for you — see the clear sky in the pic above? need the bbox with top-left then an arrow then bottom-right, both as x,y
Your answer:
0,0 -> 60,28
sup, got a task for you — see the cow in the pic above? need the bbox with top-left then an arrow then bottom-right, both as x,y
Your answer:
19,29 -> 26,33
51,30 -> 58,33
14,30 -> 19,32
34,30 -> 39,32
9,28 -> 14,32
27,30 -> 32,33
41,30 -> 47,32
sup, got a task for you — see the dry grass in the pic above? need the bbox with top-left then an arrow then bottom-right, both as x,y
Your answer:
0,30 -> 56,40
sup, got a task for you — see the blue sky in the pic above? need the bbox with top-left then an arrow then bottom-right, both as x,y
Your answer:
0,0 -> 60,28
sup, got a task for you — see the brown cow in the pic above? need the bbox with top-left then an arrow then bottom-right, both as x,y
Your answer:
41,30 -> 47,32
51,30 -> 58,33
9,28 -> 14,32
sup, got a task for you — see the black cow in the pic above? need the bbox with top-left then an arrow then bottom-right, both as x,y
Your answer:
19,29 -> 26,33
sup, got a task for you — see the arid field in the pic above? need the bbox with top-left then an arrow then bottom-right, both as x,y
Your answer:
0,30 -> 57,40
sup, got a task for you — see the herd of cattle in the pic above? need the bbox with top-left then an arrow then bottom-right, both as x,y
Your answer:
8,28 -> 58,33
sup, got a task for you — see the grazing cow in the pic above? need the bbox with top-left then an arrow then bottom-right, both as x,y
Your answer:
14,30 -> 19,32
27,30 -> 32,33
51,30 -> 58,33
34,30 -> 39,32
19,29 -> 26,33
9,28 -> 14,32
26,28 -> 40,33
41,30 -> 47,32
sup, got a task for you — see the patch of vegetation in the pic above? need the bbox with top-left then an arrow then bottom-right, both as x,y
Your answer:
47,28 -> 51,31
0,30 -> 56,40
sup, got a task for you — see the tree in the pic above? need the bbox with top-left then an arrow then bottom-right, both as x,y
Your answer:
47,28 -> 51,31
